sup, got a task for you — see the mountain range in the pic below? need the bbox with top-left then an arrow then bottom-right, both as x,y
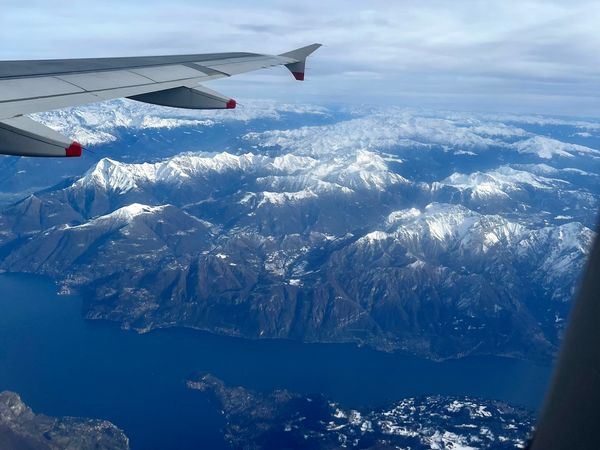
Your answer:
0,102 -> 597,361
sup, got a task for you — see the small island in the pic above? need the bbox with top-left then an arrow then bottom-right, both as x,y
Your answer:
188,373 -> 534,450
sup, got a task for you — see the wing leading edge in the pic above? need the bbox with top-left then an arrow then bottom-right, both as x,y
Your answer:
0,44 -> 321,157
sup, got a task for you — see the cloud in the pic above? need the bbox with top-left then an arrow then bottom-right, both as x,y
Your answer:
2,1 -> 600,115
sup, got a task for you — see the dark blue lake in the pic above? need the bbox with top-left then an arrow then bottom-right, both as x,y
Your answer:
0,273 -> 552,449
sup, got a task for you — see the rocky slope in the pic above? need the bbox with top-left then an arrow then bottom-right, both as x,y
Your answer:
0,391 -> 129,450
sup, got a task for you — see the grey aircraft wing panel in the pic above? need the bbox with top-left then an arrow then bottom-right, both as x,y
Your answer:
0,44 -> 321,156
199,44 -> 323,78
0,72 -> 212,120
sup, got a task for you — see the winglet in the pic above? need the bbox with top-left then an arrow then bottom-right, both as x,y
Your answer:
279,43 -> 322,81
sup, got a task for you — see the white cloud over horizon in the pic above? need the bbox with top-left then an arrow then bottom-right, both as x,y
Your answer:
2,0 -> 600,116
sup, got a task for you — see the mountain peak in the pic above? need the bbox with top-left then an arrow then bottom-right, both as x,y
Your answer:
511,136 -> 600,159
76,157 -> 141,192
72,203 -> 169,230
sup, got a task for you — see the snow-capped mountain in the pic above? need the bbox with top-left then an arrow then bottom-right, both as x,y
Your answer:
0,100 -> 335,206
74,148 -> 406,195
428,165 -> 599,227
511,136 -> 600,159
244,110 -> 600,161
2,203 -> 214,279
0,102 -> 598,361
436,166 -> 566,200
30,98 -> 330,146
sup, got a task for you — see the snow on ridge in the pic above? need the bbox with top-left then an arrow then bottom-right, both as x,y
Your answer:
69,203 -> 170,230
517,222 -> 595,284
436,165 -> 567,198
244,108 -> 600,165
76,158 -> 150,192
511,136 -> 600,159
244,114 -> 503,157
264,151 -> 406,194
74,152 -> 268,192
363,203 -> 492,250
271,154 -> 318,173
361,203 -> 592,274
30,99 -> 329,146
29,102 -> 600,161
328,150 -> 408,191
368,203 -> 520,252
512,163 -> 559,176
74,147 -> 405,197
362,230 -> 390,243
139,117 -> 214,130
104,203 -> 168,221
423,430 -> 478,450
419,203 -> 483,243
253,152 -> 405,204
467,123 -> 529,138
387,208 -> 421,225
519,221 -> 594,257
510,163 -> 600,180
257,190 -> 319,207
473,112 -> 600,131
398,203 -> 527,249
436,173 -> 509,200
170,152 -> 267,174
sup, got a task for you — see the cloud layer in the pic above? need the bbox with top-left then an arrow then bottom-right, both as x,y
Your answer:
2,1 -> 600,115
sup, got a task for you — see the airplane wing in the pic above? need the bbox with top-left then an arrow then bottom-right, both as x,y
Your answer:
0,43 -> 321,157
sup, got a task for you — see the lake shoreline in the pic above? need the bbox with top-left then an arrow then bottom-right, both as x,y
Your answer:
0,272 -> 552,449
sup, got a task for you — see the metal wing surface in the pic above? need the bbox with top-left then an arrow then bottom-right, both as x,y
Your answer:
0,44 -> 321,157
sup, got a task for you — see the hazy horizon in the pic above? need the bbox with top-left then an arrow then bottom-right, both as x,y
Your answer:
2,0 -> 600,117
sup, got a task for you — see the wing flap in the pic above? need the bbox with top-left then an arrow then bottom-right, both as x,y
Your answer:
129,85 -> 236,110
0,116 -> 81,157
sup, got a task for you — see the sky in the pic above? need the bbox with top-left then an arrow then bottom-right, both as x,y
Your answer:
1,0 -> 600,117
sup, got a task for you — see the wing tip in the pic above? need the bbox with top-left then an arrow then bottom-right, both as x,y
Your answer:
280,43 -> 322,60
282,44 -> 321,81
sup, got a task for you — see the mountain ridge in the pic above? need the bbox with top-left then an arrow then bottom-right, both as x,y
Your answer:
0,105 -> 598,361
